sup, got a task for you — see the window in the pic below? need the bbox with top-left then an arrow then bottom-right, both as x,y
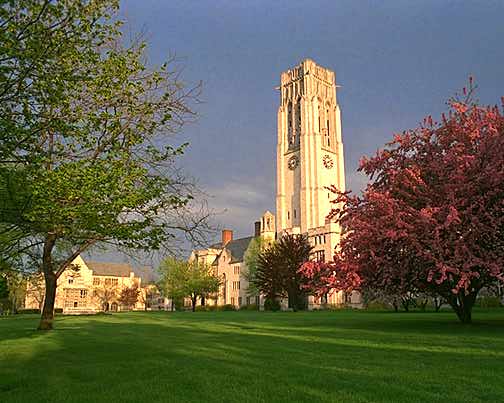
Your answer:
234,266 -> 240,275
326,109 -> 331,146
287,102 -> 293,144
68,278 -> 74,284
73,301 -> 78,308
238,297 -> 242,306
246,296 -> 251,305
287,211 -> 290,220
314,250 -> 325,262
294,209 -> 296,218
80,290 -> 87,298
105,278 -> 118,286
231,297 -> 235,305
295,101 -> 301,141
93,278 -> 100,286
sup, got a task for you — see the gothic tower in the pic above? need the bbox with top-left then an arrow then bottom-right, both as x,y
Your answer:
276,59 -> 345,240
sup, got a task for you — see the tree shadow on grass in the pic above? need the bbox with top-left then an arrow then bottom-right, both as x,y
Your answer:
1,312 -> 504,402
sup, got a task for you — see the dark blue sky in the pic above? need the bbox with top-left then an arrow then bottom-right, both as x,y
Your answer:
121,0 -> 504,242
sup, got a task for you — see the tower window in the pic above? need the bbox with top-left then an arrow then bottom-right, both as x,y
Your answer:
314,250 -> 325,262
287,211 -> 290,220
287,102 -> 293,144
326,109 -> 331,146
293,209 -> 296,218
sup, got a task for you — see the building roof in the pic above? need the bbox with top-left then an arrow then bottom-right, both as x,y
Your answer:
226,236 -> 254,264
208,242 -> 224,249
86,261 -> 134,278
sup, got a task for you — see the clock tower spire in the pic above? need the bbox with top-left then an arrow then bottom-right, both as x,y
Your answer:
276,59 -> 345,245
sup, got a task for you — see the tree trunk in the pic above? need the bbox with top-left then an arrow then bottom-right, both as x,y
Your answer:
38,271 -> 57,330
448,291 -> 478,324
191,296 -> 197,312
401,297 -> 410,312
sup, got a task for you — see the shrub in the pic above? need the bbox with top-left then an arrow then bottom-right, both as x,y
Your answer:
365,301 -> 391,310
195,305 -> 216,312
476,296 -> 502,308
17,309 -> 40,314
195,304 -> 237,311
264,298 -> 281,311
239,304 -> 258,311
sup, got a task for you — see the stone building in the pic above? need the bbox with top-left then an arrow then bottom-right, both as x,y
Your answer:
25,256 -> 146,314
189,210 -> 275,309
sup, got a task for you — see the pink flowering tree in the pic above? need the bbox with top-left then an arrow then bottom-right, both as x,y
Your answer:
300,83 -> 504,323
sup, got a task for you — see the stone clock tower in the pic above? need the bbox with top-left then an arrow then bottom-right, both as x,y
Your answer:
276,59 -> 345,239
276,59 -> 350,305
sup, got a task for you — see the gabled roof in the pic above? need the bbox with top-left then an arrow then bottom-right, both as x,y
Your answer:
86,261 -> 134,278
226,236 -> 254,264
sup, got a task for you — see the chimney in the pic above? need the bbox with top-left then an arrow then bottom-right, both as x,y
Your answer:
222,229 -> 233,245
254,221 -> 261,238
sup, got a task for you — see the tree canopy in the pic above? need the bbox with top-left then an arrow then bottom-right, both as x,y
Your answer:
0,0 -> 208,329
300,85 -> 504,323
253,234 -> 313,311
158,257 -> 220,312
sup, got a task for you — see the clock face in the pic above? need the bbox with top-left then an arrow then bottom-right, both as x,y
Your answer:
288,155 -> 299,170
323,155 -> 334,169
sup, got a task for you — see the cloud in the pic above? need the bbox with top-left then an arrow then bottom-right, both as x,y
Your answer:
204,180 -> 274,239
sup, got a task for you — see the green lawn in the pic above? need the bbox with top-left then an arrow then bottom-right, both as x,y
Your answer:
0,310 -> 503,403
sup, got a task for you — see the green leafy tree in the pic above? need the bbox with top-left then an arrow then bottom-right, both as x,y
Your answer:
0,271 -> 26,313
0,1 -> 208,330
253,234 -> 313,311
0,274 -> 8,312
159,257 -> 220,312
243,236 -> 263,297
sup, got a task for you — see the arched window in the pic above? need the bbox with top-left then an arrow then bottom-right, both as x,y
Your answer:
287,102 -> 293,145
295,100 -> 301,144
326,108 -> 331,147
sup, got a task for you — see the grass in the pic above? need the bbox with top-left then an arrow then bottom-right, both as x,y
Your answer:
0,309 -> 503,403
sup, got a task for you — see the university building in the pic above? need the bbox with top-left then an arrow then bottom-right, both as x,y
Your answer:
192,59 -> 361,309
24,256 -> 153,314
189,211 -> 275,308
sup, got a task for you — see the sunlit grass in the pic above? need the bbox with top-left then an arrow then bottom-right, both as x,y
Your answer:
1,309 -> 503,402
